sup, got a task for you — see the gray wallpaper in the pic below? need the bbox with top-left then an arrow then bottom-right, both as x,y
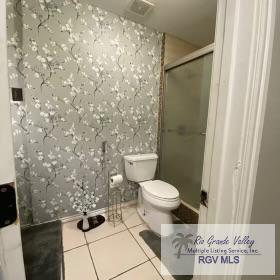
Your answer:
7,0 -> 162,225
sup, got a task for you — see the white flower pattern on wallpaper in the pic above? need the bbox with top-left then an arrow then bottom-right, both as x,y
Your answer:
7,0 -> 162,225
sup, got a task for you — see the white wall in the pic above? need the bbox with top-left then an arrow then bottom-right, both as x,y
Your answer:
164,33 -> 198,64
243,2 -> 280,279
0,2 -> 26,280
0,0 -> 15,184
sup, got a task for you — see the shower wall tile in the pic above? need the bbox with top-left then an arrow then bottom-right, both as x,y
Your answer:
7,0 -> 162,224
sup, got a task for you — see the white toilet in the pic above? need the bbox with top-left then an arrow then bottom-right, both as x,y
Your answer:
124,153 -> 180,236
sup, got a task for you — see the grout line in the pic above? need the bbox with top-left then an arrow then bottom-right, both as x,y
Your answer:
127,227 -> 164,280
86,227 -> 128,245
83,209 -> 143,245
150,259 -> 165,280
64,207 -> 149,279
63,223 -> 88,253
125,223 -> 152,260
125,223 -> 165,280
109,259 -> 150,280
85,230 -> 150,280
63,243 -> 87,253
125,222 -> 144,230
63,209 -> 140,250
87,219 -> 150,279
84,232 -> 100,280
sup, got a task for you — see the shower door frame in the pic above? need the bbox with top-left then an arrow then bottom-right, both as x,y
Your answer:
159,44 -> 214,213
164,43 -> 214,72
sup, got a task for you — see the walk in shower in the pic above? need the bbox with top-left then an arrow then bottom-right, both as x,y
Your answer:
160,45 -> 213,210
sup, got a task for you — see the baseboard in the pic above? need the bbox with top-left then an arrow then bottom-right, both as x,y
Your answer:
21,200 -> 138,227
61,207 -> 107,224
62,199 -> 137,224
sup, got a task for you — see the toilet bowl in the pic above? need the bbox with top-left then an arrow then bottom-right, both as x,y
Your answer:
124,154 -> 180,236
138,180 -> 180,235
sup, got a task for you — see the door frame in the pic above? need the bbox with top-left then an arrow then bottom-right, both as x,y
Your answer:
0,1 -> 26,279
196,0 -> 276,278
200,0 -> 276,224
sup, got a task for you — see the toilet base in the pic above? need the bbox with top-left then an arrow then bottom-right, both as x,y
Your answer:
137,206 -> 176,236
137,190 -> 178,236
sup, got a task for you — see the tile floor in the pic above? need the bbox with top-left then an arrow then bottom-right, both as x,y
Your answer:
63,204 -> 175,280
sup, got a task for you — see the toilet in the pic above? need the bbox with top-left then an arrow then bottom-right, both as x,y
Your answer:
124,153 -> 180,236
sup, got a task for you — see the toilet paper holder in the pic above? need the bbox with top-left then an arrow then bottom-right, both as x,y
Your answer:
107,169 -> 123,226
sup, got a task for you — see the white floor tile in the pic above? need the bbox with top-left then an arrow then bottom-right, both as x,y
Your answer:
89,230 -> 148,280
122,205 -> 143,228
114,261 -> 162,280
85,217 -> 126,243
151,257 -> 176,280
129,224 -> 156,259
63,220 -> 86,251
64,246 -> 97,280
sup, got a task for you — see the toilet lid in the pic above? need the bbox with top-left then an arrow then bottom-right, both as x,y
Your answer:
140,180 -> 179,200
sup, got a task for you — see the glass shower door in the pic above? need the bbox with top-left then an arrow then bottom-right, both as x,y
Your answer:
160,53 -> 213,210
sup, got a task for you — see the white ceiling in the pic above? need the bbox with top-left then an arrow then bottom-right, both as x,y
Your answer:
91,0 -> 217,47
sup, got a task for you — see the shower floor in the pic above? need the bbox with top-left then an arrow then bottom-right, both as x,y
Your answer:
62,204 -> 175,280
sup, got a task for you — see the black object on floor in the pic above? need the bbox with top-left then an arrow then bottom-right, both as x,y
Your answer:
0,184 -> 17,229
21,220 -> 64,280
77,215 -> 105,232
139,230 -> 192,280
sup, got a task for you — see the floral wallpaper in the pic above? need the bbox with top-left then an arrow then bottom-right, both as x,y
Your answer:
7,0 -> 162,225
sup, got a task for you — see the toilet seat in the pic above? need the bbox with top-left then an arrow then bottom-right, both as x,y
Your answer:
140,180 -> 179,202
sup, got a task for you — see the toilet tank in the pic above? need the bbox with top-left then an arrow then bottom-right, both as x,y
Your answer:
124,153 -> 158,182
